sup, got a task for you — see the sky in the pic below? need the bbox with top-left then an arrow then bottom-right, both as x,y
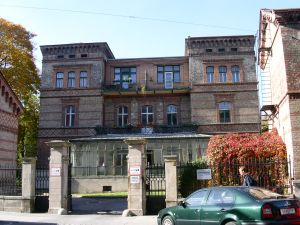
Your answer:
0,0 -> 299,70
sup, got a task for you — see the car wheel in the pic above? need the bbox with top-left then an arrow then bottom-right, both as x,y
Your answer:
225,221 -> 237,225
162,215 -> 174,225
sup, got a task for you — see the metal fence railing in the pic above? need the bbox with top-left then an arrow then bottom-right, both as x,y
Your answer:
35,165 -> 49,196
177,157 -> 291,198
0,165 -> 22,196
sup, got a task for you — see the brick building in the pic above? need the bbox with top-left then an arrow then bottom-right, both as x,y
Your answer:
258,8 -> 300,196
0,71 -> 23,166
39,35 -> 260,192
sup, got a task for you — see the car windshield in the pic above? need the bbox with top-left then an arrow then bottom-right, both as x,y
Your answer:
247,187 -> 283,199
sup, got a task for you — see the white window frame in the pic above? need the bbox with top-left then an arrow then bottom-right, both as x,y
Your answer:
117,106 -> 128,127
80,71 -> 88,87
65,105 -> 76,127
141,105 -> 154,126
164,72 -> 173,89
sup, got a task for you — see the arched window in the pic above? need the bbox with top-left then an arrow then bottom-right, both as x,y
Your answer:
219,102 -> 231,123
141,105 -> 154,126
167,105 -> 177,126
117,106 -> 128,127
65,105 -> 76,127
232,65 -> 240,82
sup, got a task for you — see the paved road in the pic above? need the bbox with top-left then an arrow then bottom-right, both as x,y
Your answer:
0,197 -> 158,225
0,212 -> 157,225
71,197 -> 127,215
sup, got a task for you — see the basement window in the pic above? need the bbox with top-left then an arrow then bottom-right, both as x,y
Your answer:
69,54 -> 75,58
57,55 -> 64,59
81,54 -> 87,58
103,186 -> 112,192
206,49 -> 213,53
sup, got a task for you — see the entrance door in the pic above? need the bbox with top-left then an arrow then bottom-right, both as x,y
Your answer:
164,72 -> 173,89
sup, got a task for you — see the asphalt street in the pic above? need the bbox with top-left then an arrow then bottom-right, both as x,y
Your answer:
0,197 -> 157,225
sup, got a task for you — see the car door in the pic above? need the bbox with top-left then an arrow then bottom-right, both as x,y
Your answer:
176,189 -> 209,225
200,188 -> 235,225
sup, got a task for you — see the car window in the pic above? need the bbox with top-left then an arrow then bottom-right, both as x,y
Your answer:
207,189 -> 235,205
185,190 -> 208,207
247,187 -> 282,199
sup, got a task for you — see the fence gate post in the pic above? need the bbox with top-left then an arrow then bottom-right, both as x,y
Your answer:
164,155 -> 178,207
124,138 -> 147,216
22,157 -> 36,212
46,140 -> 70,214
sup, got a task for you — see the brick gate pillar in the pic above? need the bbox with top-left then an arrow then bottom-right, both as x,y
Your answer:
46,140 -> 70,214
124,138 -> 147,216
164,155 -> 178,208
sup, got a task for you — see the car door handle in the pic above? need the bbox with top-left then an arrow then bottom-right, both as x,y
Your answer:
220,208 -> 228,212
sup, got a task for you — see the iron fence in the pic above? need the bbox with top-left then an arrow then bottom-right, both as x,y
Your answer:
35,165 -> 49,196
0,165 -> 22,196
71,166 -> 127,177
177,157 -> 291,198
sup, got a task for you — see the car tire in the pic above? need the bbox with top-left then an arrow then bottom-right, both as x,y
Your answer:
162,215 -> 174,225
225,221 -> 237,225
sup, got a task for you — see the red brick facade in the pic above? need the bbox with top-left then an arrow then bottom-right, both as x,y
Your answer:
0,71 -> 23,165
258,8 -> 300,196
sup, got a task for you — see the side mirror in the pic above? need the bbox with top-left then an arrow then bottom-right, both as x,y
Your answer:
178,200 -> 186,207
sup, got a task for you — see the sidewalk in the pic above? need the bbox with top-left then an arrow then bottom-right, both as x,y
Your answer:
0,211 -> 157,225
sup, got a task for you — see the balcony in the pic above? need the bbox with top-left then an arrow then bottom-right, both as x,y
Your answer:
102,80 -> 190,96
95,124 -> 198,135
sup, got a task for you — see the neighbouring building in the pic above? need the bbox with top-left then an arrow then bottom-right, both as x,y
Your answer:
39,35 -> 260,192
258,8 -> 300,196
0,71 -> 23,166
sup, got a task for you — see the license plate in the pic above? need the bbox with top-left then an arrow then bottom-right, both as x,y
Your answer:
280,208 -> 295,215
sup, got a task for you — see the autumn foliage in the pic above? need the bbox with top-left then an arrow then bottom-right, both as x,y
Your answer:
206,129 -> 287,164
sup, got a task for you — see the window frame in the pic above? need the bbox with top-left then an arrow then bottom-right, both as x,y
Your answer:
67,71 -> 76,88
206,66 -> 214,83
114,67 -> 137,89
141,105 -> 154,126
80,71 -> 88,87
117,106 -> 129,128
157,65 -> 180,84
219,101 -> 231,123
167,104 -> 177,126
232,65 -> 240,83
64,105 -> 76,127
56,72 -> 64,88
219,66 -> 227,83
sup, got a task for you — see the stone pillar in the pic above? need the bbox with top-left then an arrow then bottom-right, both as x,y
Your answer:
46,140 -> 70,215
124,138 -> 147,216
164,155 -> 178,208
22,157 -> 36,212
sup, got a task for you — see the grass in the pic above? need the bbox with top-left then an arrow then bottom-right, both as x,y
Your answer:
74,192 -> 128,197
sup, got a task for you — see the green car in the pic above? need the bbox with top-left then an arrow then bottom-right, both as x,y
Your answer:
157,186 -> 300,225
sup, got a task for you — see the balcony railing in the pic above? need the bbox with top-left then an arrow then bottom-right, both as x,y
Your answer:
95,124 -> 198,135
102,80 -> 191,95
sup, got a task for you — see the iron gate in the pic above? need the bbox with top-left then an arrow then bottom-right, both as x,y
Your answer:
145,164 -> 166,215
35,165 -> 49,212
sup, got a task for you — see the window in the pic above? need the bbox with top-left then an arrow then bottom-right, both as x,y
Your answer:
231,48 -> 238,52
141,105 -> 154,126
68,71 -> 75,88
117,106 -> 128,127
167,105 -> 177,126
116,151 -> 127,175
206,49 -> 212,52
207,189 -> 235,205
219,66 -> 227,83
206,66 -> 214,83
114,67 -> 137,89
219,101 -> 231,123
80,71 -> 88,87
232,65 -> 240,82
56,72 -> 64,88
157,65 -> 180,85
218,48 -> 225,52
64,105 -> 76,127
185,190 -> 208,207
69,54 -> 75,58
